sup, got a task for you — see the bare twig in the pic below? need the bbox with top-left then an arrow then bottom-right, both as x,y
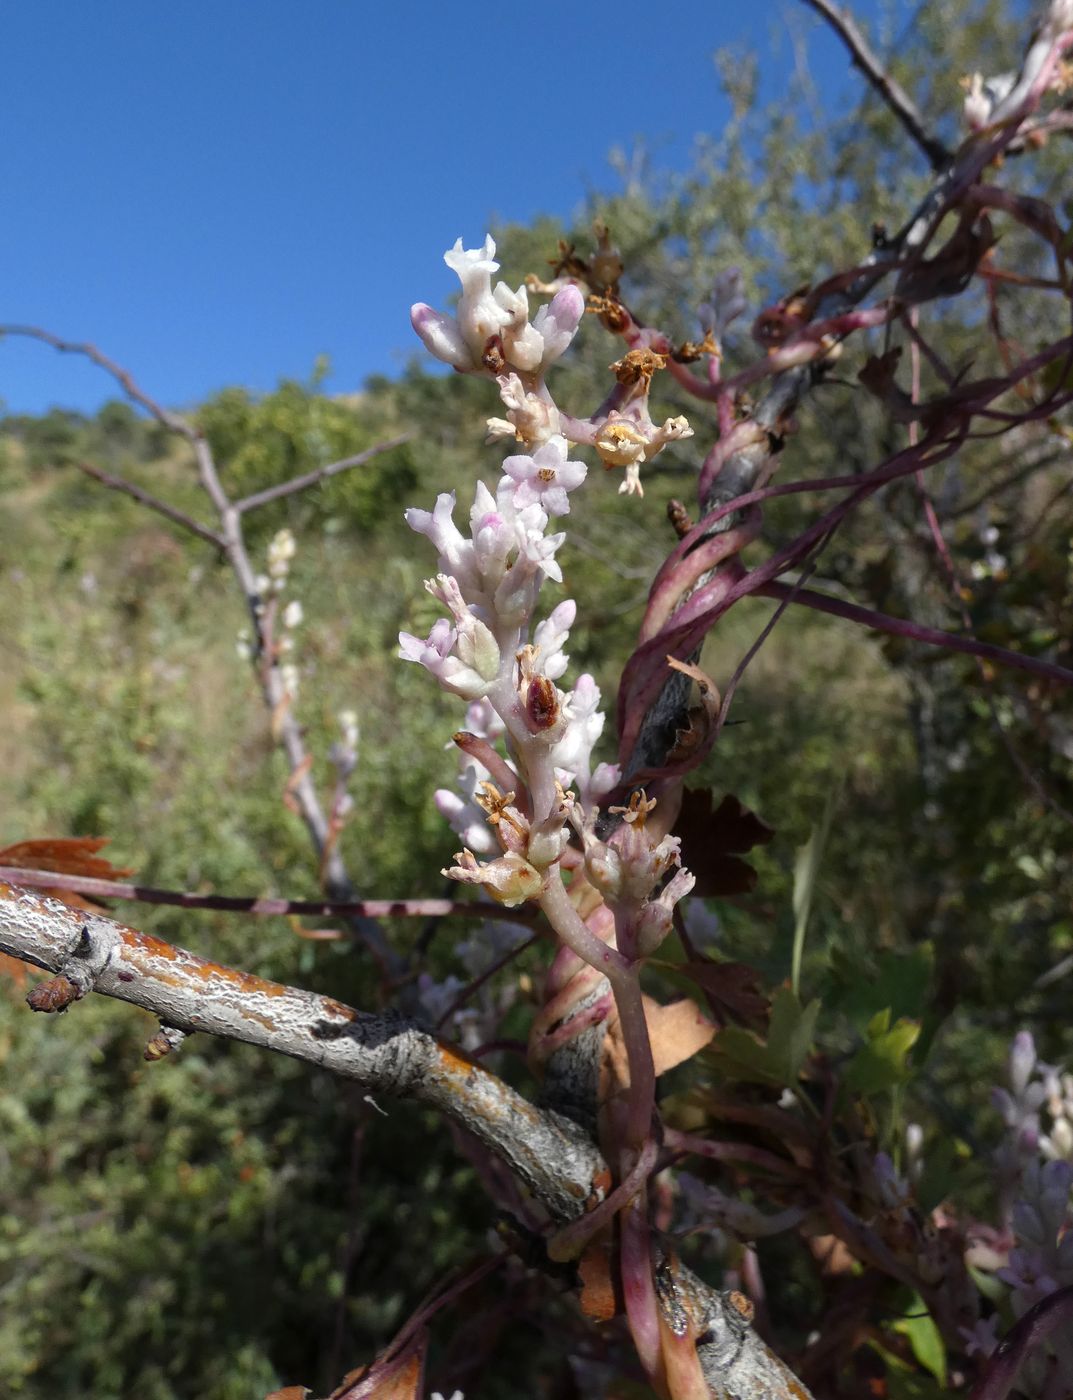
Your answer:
0,865 -> 543,924
233,434 -> 411,513
75,461 -> 225,548
0,324 -> 198,438
759,579 -> 1073,687
800,0 -> 950,168
3,319 -> 404,973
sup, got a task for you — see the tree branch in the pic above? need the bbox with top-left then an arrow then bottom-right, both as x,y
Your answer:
0,881 -> 816,1400
0,865 -> 542,924
0,881 -> 600,1221
233,435 -> 411,514
800,0 -> 950,169
0,324 -> 198,439
2,319 -> 403,974
75,460 -> 225,548
759,579 -> 1073,687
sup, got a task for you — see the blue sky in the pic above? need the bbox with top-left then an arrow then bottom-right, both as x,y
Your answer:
2,1 -> 897,416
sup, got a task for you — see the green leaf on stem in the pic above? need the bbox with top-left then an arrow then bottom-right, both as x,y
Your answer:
708,986 -> 819,1086
790,785 -> 839,995
891,1294 -> 946,1387
843,1009 -> 921,1096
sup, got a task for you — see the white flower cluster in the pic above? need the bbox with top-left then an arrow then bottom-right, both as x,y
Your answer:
411,235 -> 584,376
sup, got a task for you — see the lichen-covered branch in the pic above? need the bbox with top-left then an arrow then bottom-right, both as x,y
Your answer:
0,882 -> 816,1399
0,881 -> 601,1221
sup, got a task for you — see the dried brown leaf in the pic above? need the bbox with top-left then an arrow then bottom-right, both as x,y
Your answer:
602,996 -> 715,1100
0,836 -> 133,879
578,1237 -> 621,1321
0,836 -> 134,914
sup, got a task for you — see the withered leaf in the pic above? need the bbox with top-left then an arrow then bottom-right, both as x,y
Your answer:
675,791 -> 774,898
578,1237 -> 621,1321
602,996 -> 716,1100
0,836 -> 133,879
0,836 -> 134,914
680,959 -> 770,1032
329,1344 -> 425,1400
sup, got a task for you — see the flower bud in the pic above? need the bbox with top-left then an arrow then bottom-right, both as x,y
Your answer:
525,674 -> 560,732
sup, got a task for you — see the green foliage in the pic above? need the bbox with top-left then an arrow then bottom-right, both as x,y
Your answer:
842,1008 -> 921,1096
197,371 -> 417,544
707,987 -> 820,1087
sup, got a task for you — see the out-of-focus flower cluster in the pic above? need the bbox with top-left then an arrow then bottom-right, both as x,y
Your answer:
416,921 -> 530,1050
967,1032 -> 1073,1388
234,527 -> 305,702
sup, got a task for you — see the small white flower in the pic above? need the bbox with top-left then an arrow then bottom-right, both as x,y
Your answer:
267,528 -> 297,579
412,237 -> 583,375
282,599 -> 304,628
338,709 -> 359,750
502,434 -> 587,517
279,663 -> 300,699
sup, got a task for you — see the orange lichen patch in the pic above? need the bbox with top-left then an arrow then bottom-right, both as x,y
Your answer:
123,930 -> 290,998
240,1008 -> 278,1032
320,998 -> 358,1022
124,929 -> 183,962
727,1289 -> 755,1323
433,1041 -> 481,1078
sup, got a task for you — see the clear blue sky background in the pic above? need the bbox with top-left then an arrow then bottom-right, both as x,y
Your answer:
2,0 -> 901,416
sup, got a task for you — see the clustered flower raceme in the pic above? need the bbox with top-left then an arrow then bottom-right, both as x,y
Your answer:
962,1030 -> 1073,1383
235,527 -> 305,700
410,234 -> 698,497
580,791 -> 696,957
401,239 -> 693,948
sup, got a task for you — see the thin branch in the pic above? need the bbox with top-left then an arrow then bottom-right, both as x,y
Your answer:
800,0 -> 950,169
233,434 -> 411,514
3,319 -> 400,975
434,931 -> 542,1031
74,461 -> 225,548
760,580 -> 1073,687
0,324 -> 197,439
969,1285 -> 1073,1400
0,866 -> 543,924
